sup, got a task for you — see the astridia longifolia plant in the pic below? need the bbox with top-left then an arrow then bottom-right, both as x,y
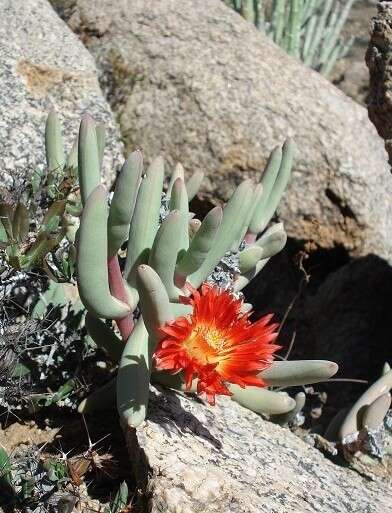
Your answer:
44,110 -> 339,430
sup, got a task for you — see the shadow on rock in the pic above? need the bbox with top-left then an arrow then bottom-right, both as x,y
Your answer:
148,387 -> 222,450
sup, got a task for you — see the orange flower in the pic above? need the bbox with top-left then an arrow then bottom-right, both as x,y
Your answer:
154,283 -> 280,405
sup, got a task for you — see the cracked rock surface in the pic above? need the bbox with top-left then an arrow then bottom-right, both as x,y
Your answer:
125,386 -> 392,513
52,0 -> 392,261
0,0 -> 122,194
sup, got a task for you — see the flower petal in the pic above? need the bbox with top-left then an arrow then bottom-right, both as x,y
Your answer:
154,283 -> 279,404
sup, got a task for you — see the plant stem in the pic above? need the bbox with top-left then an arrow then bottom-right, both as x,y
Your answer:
107,255 -> 134,340
244,232 -> 257,244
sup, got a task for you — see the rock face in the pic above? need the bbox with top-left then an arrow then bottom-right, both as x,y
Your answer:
0,0 -> 122,194
51,0 -> 392,261
125,385 -> 392,513
367,1 -> 392,167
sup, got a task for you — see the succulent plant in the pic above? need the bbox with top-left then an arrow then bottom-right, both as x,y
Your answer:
72,113 -> 338,429
0,271 -> 87,415
0,442 -> 121,513
227,0 -> 355,77
0,111 -> 80,278
0,113 -> 118,416
0,312 -> 87,414
0,444 -> 73,512
0,200 -> 67,272
324,363 -> 392,459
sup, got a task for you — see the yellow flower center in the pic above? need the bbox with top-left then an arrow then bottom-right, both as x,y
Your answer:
198,326 -> 226,351
184,324 -> 226,364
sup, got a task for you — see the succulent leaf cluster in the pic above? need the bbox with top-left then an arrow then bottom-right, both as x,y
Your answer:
0,112 -> 80,276
228,0 -> 355,77
324,362 -> 392,459
65,112 -> 339,428
0,200 -> 67,272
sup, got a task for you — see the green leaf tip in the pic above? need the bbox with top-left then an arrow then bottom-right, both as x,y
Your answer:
45,110 -> 65,174
189,179 -> 254,288
239,246 -> 264,274
107,150 -> 143,257
270,391 -> 306,426
339,369 -> 392,441
249,139 -> 295,235
186,171 -> 204,201
260,360 -> 338,387
124,155 -> 164,288
148,209 -> 183,300
255,222 -> 287,258
176,206 -> 223,286
168,177 -> 190,253
167,162 -> 185,197
78,114 -> 101,206
361,393 -> 391,431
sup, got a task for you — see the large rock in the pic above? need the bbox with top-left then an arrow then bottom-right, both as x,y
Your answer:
52,0 -> 392,261
125,385 -> 392,513
0,0 -> 122,193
